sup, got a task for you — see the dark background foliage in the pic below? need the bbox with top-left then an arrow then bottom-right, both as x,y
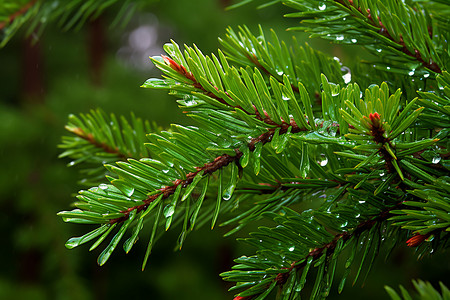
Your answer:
0,1 -> 447,299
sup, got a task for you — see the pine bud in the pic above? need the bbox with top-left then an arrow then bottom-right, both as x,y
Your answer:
406,234 -> 427,247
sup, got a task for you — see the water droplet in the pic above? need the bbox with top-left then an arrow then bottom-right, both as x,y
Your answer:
351,38 -> 357,43
222,188 -> 233,201
336,35 -> 344,41
65,238 -> 81,249
319,4 -> 326,10
289,246 -> 295,252
162,169 -> 169,174
386,66 -> 391,70
68,161 -> 75,166
341,66 -> 351,84
424,73 -> 430,78
217,134 -> 232,147
318,154 -> 328,166
99,183 -> 108,190
277,70 -> 284,76
183,99 -> 198,106
376,49 -> 382,53
408,69 -> 415,76
432,156 -> 441,164
163,204 -> 175,218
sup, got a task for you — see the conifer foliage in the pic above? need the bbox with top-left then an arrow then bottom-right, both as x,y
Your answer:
57,0 -> 448,299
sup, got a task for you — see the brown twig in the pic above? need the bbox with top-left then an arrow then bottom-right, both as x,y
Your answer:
69,127 -> 130,160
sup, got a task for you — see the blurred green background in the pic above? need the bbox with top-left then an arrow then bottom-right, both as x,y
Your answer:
0,1 -> 447,299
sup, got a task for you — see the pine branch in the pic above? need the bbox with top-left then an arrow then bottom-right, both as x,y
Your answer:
282,0 -> 449,76
157,52 -> 305,129
334,0 -> 441,73
109,114 -> 310,226
219,26 -> 346,98
56,4 -> 449,297
222,198 -> 406,298
0,0 -> 143,47
59,109 -> 155,185
67,126 -> 130,160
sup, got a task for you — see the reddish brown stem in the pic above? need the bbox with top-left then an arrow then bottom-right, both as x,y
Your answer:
70,127 -> 130,160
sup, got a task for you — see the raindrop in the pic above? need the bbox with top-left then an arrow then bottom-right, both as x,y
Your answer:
424,73 -> 430,78
289,246 -> 295,252
183,99 -> 198,107
99,183 -> 108,190
318,155 -> 328,166
376,49 -> 382,53
319,4 -> 327,10
359,200 -> 366,204
386,66 -> 391,70
217,134 -> 232,147
162,169 -> 170,173
351,38 -> 357,43
223,189 -> 233,201
341,66 -> 351,84
163,204 -> 175,218
408,69 -> 415,76
336,35 -> 344,41
432,156 -> 441,164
